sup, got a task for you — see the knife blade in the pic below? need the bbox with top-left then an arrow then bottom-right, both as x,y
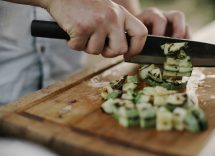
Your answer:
127,35 -> 215,67
31,20 -> 215,67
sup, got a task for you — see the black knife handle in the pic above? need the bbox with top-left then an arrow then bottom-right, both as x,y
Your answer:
31,20 -> 131,46
31,20 -> 70,40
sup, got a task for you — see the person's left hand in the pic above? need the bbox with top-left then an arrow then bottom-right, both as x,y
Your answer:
136,8 -> 191,39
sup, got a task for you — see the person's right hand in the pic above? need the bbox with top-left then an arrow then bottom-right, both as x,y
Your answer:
40,0 -> 148,59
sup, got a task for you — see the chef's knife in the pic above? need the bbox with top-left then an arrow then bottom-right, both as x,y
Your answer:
31,20 -> 215,67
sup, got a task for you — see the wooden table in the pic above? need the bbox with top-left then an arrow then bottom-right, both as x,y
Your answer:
0,22 -> 215,156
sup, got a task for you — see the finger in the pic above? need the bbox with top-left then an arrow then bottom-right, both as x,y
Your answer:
184,25 -> 192,39
107,28 -> 128,56
85,30 -> 107,55
124,11 -> 148,59
151,14 -> 167,36
137,8 -> 167,36
164,11 -> 186,38
101,46 -> 120,58
67,36 -> 89,51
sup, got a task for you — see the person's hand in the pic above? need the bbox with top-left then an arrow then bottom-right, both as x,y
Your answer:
40,0 -> 148,59
136,8 -> 191,39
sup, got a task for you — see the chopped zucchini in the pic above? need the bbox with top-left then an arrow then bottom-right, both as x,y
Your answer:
166,57 -> 180,66
141,87 -> 156,96
163,70 -> 177,77
106,90 -> 121,100
177,50 -> 187,59
138,107 -> 156,119
189,107 -> 208,131
179,67 -> 193,73
156,107 -> 173,131
154,95 -> 167,106
161,42 -> 188,56
148,68 -> 163,82
184,112 -> 200,132
122,90 -> 134,100
135,94 -> 151,104
100,41 -> 207,132
118,107 -> 138,118
164,63 -> 179,72
177,72 -> 192,77
139,64 -> 155,79
145,78 -> 187,90
140,118 -> 156,128
122,83 -> 137,91
118,117 -> 140,127
166,93 -> 187,105
101,99 -> 115,114
179,56 -> 192,67
127,75 -> 139,84
111,75 -> 127,90
173,108 -> 187,131
136,103 -> 152,110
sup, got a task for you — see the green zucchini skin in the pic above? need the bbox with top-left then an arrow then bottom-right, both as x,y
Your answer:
184,112 -> 200,132
140,118 -> 156,128
145,78 -> 187,90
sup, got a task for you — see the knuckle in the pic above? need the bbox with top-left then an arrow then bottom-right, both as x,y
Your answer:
170,11 -> 185,19
105,6 -> 119,24
86,48 -> 100,55
68,40 -> 84,51
147,7 -> 160,14
139,25 -> 148,37
159,16 -> 168,25
94,14 -> 105,25
75,22 -> 92,36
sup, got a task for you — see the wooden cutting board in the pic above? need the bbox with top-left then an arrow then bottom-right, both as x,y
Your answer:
1,22 -> 215,156
1,59 -> 215,156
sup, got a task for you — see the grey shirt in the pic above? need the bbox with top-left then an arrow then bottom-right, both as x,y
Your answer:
0,2 -> 86,105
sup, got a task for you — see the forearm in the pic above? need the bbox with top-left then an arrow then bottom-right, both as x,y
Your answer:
113,0 -> 141,15
3,0 -> 48,8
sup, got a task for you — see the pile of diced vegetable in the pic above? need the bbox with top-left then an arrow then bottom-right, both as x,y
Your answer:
101,42 -> 207,132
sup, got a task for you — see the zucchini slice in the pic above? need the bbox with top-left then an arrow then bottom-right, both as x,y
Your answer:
135,94 -> 151,104
138,107 -> 156,119
148,68 -> 163,82
139,64 -> 155,79
127,75 -> 139,84
101,99 -> 115,114
118,117 -> 140,127
106,90 -> 121,100
122,83 -> 137,91
166,93 -> 187,105
184,112 -> 200,132
145,78 -> 187,90
156,107 -> 173,131
179,67 -> 193,73
154,95 -> 167,106
164,63 -> 179,72
161,42 -> 188,56
173,108 -> 187,131
166,57 -> 180,66
140,118 -> 156,128
179,56 -> 192,67
118,107 -> 138,118
122,90 -> 134,100
190,107 -> 208,131
163,70 -> 177,77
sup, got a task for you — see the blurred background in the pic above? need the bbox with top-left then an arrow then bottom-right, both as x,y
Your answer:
85,0 -> 215,68
140,0 -> 215,32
